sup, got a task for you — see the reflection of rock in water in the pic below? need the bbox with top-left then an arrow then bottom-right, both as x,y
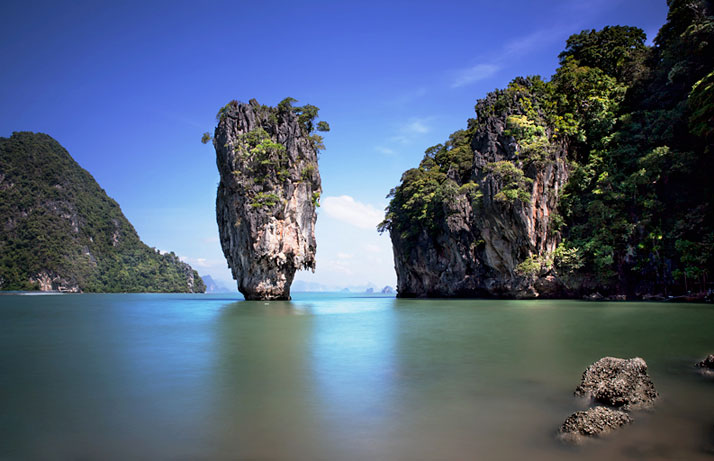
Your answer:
210,299 -> 398,459
210,300 -> 327,459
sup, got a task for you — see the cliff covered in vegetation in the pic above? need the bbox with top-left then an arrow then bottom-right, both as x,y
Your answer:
381,0 -> 714,299
213,98 -> 326,300
0,132 -> 205,292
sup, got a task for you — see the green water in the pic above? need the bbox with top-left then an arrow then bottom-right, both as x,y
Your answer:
1,293 -> 712,460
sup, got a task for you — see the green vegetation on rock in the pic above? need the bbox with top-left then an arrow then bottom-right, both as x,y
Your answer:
213,98 -> 323,300
382,0 -> 714,297
484,161 -> 533,204
0,132 -> 205,292
217,98 -> 326,219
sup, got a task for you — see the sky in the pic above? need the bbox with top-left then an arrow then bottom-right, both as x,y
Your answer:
0,0 -> 669,291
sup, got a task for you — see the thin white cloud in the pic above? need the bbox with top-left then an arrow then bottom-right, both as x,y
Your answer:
322,258 -> 354,275
406,119 -> 430,134
451,23 -> 577,89
375,146 -> 396,155
451,64 -> 500,88
503,26 -> 571,57
336,252 -> 354,260
363,243 -> 381,254
180,255 -> 224,269
390,117 -> 433,144
388,87 -> 428,106
322,195 -> 384,230
503,30 -> 549,57
195,258 -> 210,268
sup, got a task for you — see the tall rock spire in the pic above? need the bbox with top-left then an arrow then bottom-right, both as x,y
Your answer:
213,98 -> 325,300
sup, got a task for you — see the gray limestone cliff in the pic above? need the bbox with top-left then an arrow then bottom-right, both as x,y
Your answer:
381,77 -> 570,298
213,99 -> 324,300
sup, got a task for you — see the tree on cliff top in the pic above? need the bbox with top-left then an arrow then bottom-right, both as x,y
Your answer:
382,0 -> 714,296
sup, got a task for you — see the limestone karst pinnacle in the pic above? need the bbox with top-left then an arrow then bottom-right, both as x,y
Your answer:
213,98 -> 324,300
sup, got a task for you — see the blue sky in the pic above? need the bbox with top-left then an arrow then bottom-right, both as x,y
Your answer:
0,0 -> 669,290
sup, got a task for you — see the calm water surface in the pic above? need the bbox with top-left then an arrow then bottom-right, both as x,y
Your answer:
1,293 -> 712,460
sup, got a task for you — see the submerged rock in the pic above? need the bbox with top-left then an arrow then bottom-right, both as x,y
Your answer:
213,98 -> 324,300
575,357 -> 658,410
696,354 -> 714,377
558,406 -> 633,444
583,292 -> 604,301
696,354 -> 714,369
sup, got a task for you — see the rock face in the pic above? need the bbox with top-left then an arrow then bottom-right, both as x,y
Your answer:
575,357 -> 659,410
558,406 -> 633,444
29,270 -> 80,293
383,78 -> 570,298
214,99 -> 323,300
0,132 -> 205,293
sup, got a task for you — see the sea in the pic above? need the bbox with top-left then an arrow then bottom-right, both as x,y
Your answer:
1,292 -> 712,460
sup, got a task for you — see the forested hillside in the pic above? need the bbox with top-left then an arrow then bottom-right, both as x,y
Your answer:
381,0 -> 713,298
0,132 -> 205,293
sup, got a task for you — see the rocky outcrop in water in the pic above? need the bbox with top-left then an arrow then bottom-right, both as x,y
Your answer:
575,357 -> 658,410
213,99 -> 325,300
696,354 -> 714,369
559,356 -> 658,444
696,354 -> 714,377
382,78 -> 570,298
383,3 -> 714,299
558,406 -> 633,444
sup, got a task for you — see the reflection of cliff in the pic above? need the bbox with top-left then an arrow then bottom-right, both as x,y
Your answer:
212,301 -> 324,458
211,299 -> 397,458
308,301 -> 397,454
385,298 -> 569,459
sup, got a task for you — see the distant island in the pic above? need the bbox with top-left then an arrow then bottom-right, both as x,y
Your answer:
0,132 -> 205,293
380,1 -> 713,300
201,275 -> 233,294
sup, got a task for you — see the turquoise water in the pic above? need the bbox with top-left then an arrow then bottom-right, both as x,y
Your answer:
1,293 -> 713,460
